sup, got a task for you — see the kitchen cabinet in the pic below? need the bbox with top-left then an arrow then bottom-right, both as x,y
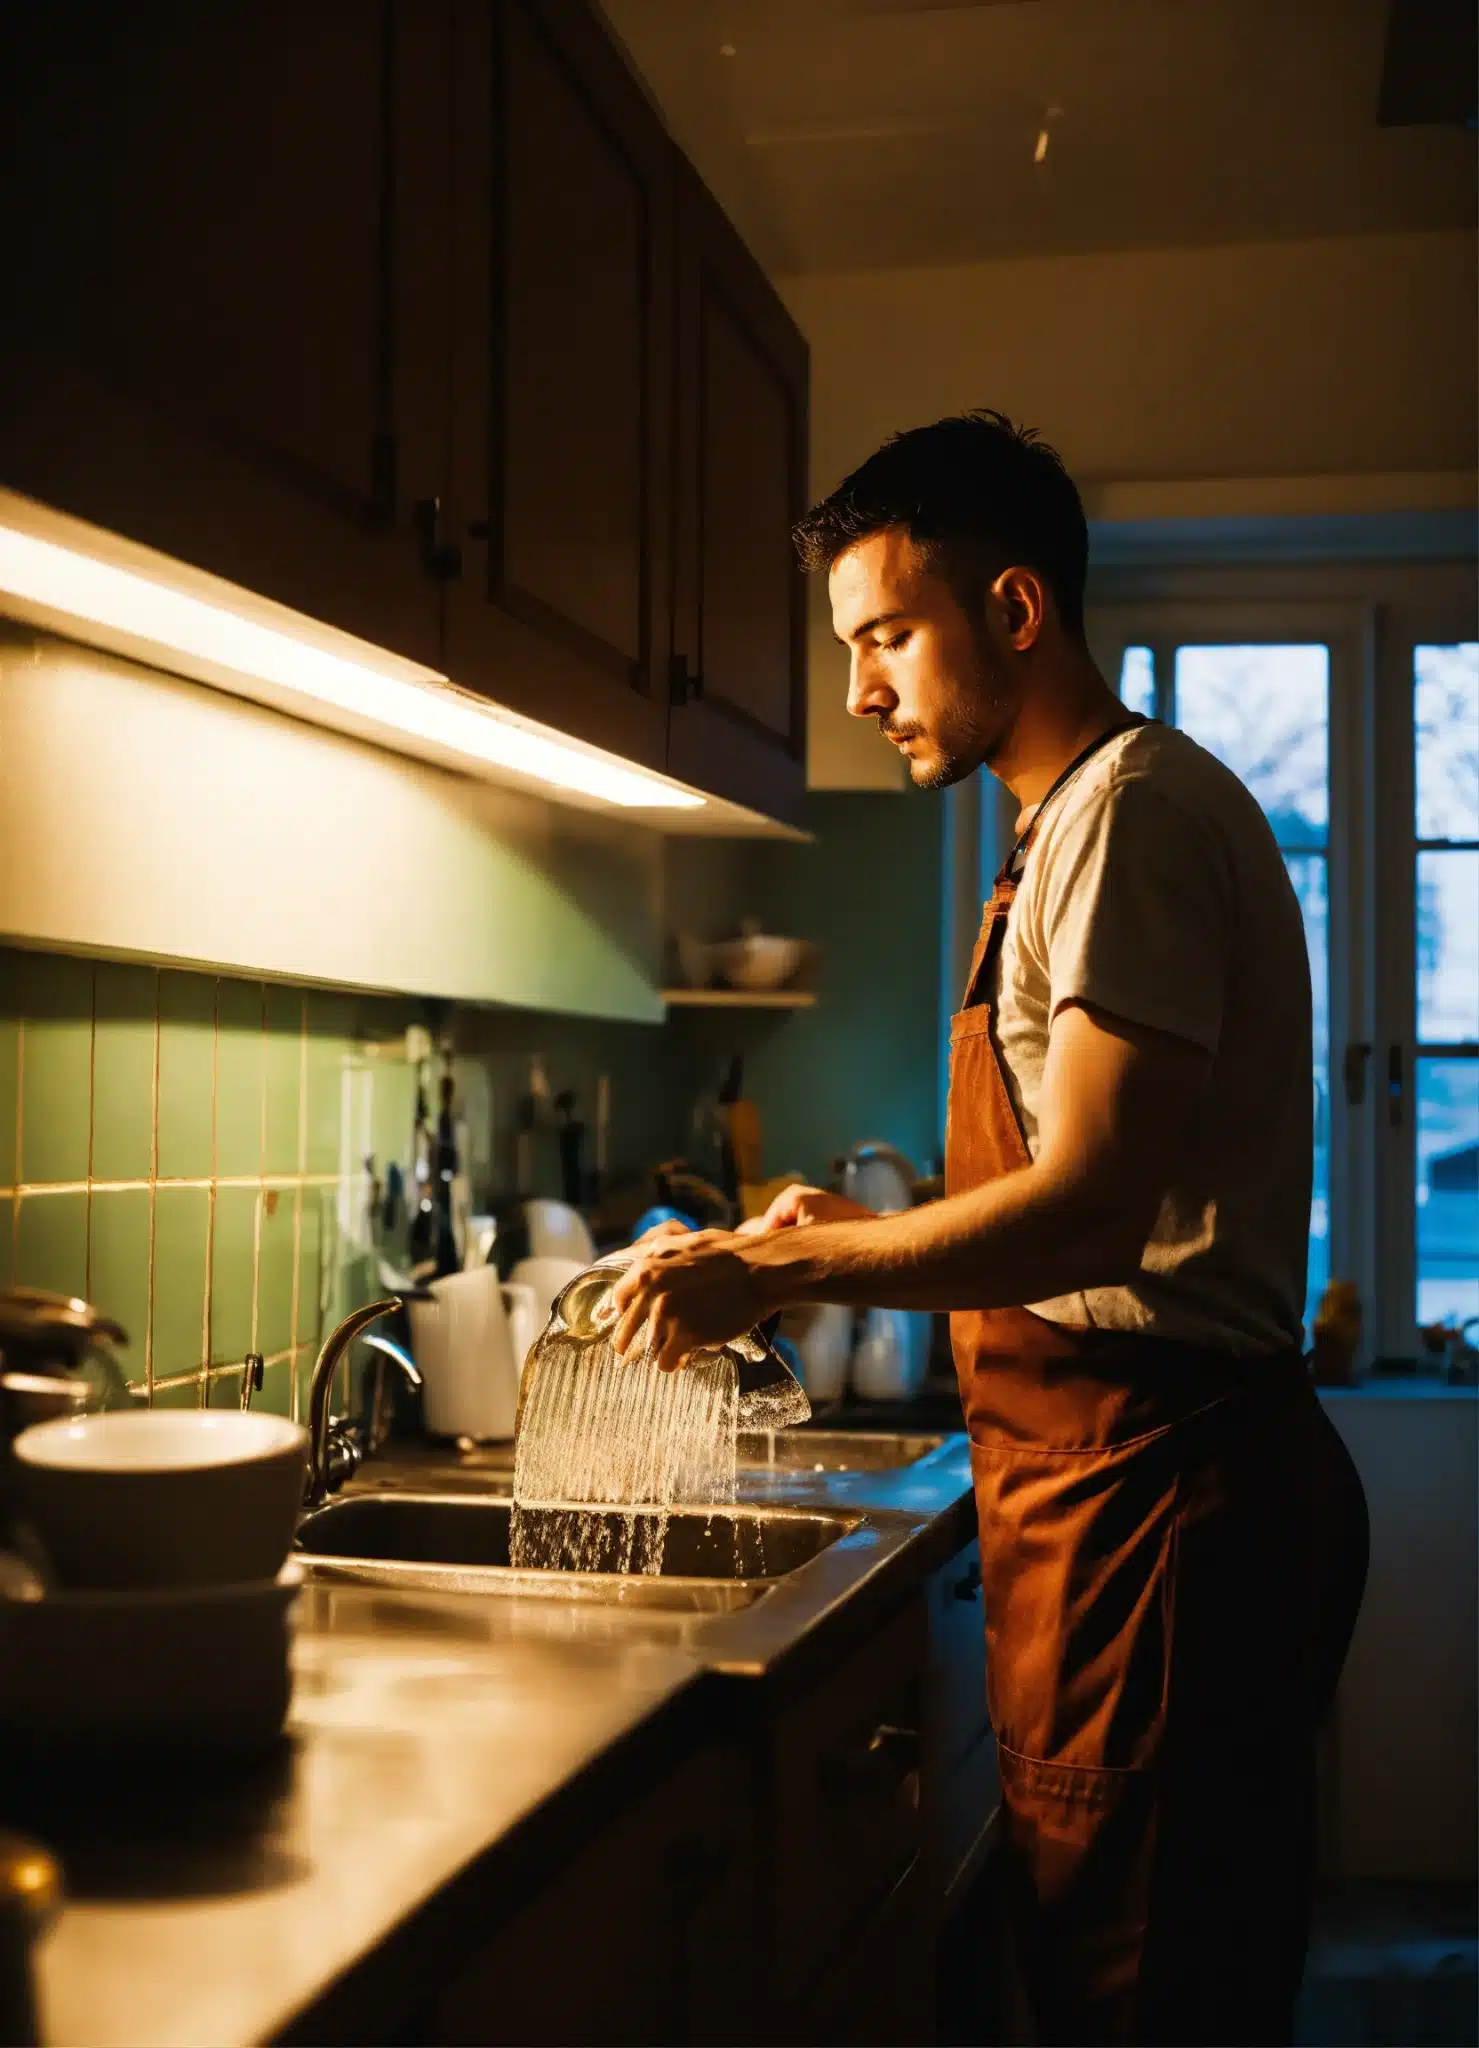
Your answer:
921,1537 -> 999,1904
668,163 -> 810,826
443,0 -> 675,769
0,0 -> 450,670
425,1740 -> 761,2046
1,0 -> 809,826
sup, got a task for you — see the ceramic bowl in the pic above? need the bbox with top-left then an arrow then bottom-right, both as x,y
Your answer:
0,1565 -> 301,1755
12,1410 -> 308,1590
712,934 -> 807,992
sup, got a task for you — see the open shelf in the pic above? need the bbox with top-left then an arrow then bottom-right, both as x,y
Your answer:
661,988 -> 817,1011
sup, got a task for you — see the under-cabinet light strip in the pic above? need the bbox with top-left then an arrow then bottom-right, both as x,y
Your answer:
0,521 -> 703,810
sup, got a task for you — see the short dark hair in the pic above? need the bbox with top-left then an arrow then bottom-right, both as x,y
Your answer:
793,409 -> 1088,638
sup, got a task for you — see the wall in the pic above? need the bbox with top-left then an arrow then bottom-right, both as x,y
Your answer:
0,628 -> 668,1023
1321,1387 -> 1478,1883
664,792 -> 945,1187
0,949 -> 697,1417
785,227 -> 1478,787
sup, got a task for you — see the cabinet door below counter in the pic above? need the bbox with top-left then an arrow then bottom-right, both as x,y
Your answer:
443,0 -> 673,771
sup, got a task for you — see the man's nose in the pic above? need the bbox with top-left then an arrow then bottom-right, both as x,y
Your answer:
847,652 -> 895,723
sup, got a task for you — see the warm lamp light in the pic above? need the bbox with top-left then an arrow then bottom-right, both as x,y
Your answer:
0,519 -> 705,812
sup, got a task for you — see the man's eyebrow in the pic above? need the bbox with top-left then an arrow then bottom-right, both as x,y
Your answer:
833,609 -> 907,647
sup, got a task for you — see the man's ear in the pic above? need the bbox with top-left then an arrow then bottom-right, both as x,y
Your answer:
991,566 -> 1048,651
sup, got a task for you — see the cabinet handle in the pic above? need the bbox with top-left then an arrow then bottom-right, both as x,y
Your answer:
667,655 -> 705,706
952,1561 -> 983,1603
821,1723 -> 920,1806
413,497 -> 463,583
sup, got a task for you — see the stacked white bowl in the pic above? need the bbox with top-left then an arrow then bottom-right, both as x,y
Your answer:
0,1409 -> 308,1755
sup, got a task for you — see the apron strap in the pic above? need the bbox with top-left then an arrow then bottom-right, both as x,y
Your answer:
961,712 -> 1149,1011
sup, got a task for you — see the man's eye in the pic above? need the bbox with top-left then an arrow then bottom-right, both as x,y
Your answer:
882,631 -> 911,652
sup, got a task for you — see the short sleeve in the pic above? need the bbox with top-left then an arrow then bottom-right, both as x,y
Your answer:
1026,776 -> 1235,1054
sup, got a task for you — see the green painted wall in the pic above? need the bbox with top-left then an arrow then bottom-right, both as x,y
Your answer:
669,793 -> 945,1189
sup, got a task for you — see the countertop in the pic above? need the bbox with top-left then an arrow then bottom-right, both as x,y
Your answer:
28,1586 -> 707,2048
16,1431 -> 977,2047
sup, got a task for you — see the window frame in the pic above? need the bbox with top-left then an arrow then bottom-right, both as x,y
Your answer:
1374,605 -> 1479,1357
1088,596 -> 1374,1353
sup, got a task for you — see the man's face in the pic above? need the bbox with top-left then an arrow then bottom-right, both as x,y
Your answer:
829,526 -> 1019,790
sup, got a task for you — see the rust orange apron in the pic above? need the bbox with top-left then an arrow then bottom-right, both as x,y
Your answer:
946,726 -> 1369,2046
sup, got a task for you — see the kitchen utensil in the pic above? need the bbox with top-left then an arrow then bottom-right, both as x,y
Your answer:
502,1281 -> 541,1379
408,1266 -> 523,1441
850,1306 -> 927,1403
463,1215 -> 497,1272
544,1257 -> 811,1430
711,932 -> 807,992
523,1198 -> 596,1266
838,1141 -> 918,1215
11,1411 -> 307,1590
554,1090 -> 585,1208
509,1256 -> 589,1334
0,1829 -> 61,2044
0,1564 -> 302,1756
779,1303 -> 855,1404
674,932 -> 713,988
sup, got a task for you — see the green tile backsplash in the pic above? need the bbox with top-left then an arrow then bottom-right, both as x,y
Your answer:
1,943 -> 699,1415
1,948 -> 427,1413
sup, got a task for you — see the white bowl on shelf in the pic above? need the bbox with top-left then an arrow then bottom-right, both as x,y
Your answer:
712,934 -> 807,992
12,1409 -> 308,1590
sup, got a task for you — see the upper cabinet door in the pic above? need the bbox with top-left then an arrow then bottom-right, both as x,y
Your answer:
0,0 -> 450,671
669,165 -> 810,826
444,0 -> 673,769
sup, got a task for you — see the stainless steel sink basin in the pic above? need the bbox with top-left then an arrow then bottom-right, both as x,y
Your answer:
737,1430 -> 945,1473
295,1493 -> 855,1607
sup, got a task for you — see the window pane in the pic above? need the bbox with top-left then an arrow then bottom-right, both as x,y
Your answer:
1416,1057 -> 1479,1330
1415,643 -> 1479,843
1417,849 -> 1479,1043
1175,645 -> 1329,849
1287,854 -> 1330,1328
1119,646 -> 1156,719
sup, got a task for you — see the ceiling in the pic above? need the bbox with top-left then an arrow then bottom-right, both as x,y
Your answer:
599,0 -> 1477,275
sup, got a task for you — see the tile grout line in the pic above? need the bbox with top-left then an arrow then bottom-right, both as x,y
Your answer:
200,977 -> 220,1404
145,969 -> 160,1400
250,982 -> 266,1361
289,995 -> 308,1424
84,963 -> 97,1302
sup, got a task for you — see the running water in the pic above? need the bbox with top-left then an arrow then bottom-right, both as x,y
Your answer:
511,1327 -> 739,1575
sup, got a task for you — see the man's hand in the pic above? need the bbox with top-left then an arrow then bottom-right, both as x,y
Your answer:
739,1183 -> 877,1233
609,1230 -> 772,1373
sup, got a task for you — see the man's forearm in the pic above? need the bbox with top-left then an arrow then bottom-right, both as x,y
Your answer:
744,1165 -> 1139,1314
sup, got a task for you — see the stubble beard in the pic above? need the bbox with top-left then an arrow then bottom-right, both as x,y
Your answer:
908,653 -> 1016,792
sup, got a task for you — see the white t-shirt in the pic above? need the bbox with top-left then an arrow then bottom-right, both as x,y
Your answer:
988,722 -> 1312,1355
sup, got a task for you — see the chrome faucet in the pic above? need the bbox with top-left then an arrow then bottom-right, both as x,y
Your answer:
239,1298 -> 424,1509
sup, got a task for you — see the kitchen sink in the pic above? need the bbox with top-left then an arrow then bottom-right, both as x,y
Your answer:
295,1493 -> 855,1607
737,1430 -> 945,1473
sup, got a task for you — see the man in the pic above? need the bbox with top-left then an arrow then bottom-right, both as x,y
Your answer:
612,412 -> 1369,2046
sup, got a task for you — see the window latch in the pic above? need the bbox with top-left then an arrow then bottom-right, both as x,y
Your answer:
1387,1043 -> 1405,1127
1342,1042 -> 1372,1107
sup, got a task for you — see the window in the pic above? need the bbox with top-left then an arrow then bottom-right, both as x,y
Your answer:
1412,643 -> 1478,1333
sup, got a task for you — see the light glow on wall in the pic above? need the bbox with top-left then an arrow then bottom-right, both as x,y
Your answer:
0,518 -> 704,811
